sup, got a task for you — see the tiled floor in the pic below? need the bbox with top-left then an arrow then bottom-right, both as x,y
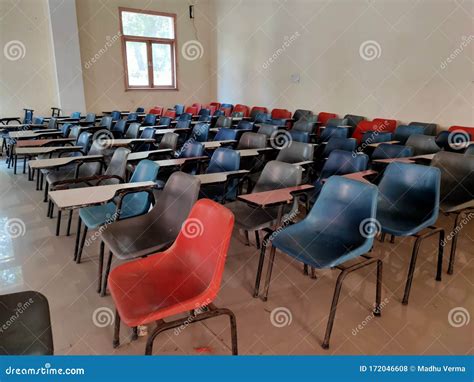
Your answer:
0,157 -> 472,355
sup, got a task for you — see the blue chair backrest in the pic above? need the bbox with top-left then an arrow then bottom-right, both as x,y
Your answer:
378,162 -> 440,225
236,120 -> 253,130
127,112 -> 138,122
198,114 -> 211,122
435,130 -> 468,152
176,119 -> 191,129
33,117 -> 44,125
61,123 -> 72,137
326,118 -> 349,128
136,107 -> 145,112
158,116 -> 172,127
320,126 -> 349,142
124,160 -> 160,216
23,109 -> 33,124
323,137 -> 357,157
75,131 -> 92,156
394,125 -> 426,144
125,123 -> 140,139
191,123 -> 209,142
213,110 -> 225,117
214,128 -> 239,141
112,119 -> 127,136
143,114 -> 157,126
174,104 -> 185,115
70,112 -> 81,119
84,113 -> 96,123
372,144 -> 413,160
178,113 -> 193,122
140,127 -> 155,139
271,119 -> 287,127
178,141 -> 204,158
100,116 -> 113,130
254,113 -> 271,124
307,176 -> 378,249
409,121 -> 437,136
207,148 -> 240,174
110,111 -> 121,121
289,130 -> 310,143
361,131 -> 392,145
319,150 -> 369,181
220,103 -> 234,110
199,109 -> 211,117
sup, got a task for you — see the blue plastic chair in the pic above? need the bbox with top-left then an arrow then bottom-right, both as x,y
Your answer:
198,108 -> 211,117
214,129 -> 239,141
178,113 -> 193,122
178,141 -> 204,158
158,116 -> 172,127
394,125 -> 426,144
70,112 -> 81,119
100,116 -> 113,130
220,103 -> 234,111
262,176 -> 381,349
372,144 -> 413,160
127,113 -> 138,122
197,114 -> 211,123
436,130 -> 468,152
23,109 -> 34,124
142,114 -> 157,126
377,162 -> 444,304
254,113 -> 271,124
213,110 -> 225,117
61,123 -> 72,137
135,107 -> 145,113
361,131 -> 392,145
175,119 -> 191,129
75,160 -> 160,262
322,137 -> 357,157
33,116 -> 44,125
320,126 -> 349,142
136,127 -> 155,151
174,104 -> 185,116
409,121 -> 437,136
110,111 -> 121,122
289,130 -> 310,143
326,118 -> 349,128
190,123 -> 209,142
236,120 -> 253,130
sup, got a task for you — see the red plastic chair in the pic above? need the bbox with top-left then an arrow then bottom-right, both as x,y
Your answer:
185,106 -> 198,115
271,108 -> 292,120
352,119 -> 396,143
192,103 -> 202,113
209,102 -> 221,110
163,109 -> 177,118
207,105 -> 217,115
373,118 -> 397,133
250,106 -> 268,119
318,112 -> 338,126
449,125 -> 474,140
149,106 -> 163,116
108,199 -> 237,355
234,104 -> 250,117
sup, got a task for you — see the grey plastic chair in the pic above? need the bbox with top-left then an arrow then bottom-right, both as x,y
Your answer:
292,120 -> 316,134
98,172 -> 201,295
406,134 -> 441,156
276,141 -> 314,164
237,132 -> 267,149
158,132 -> 178,150
257,124 -> 278,138
125,123 -> 140,139
100,116 -> 113,130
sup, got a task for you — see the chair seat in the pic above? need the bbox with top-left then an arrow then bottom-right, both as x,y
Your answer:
225,201 -> 291,231
0,291 -> 53,355
440,200 -> 474,214
377,208 -> 437,236
79,200 -> 144,229
109,254 -> 211,327
272,226 -> 369,269
46,165 -> 83,184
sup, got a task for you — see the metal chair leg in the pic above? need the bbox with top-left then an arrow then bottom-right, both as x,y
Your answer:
253,231 -> 271,297
255,230 -> 260,249
402,236 -> 422,305
66,210 -> 73,236
74,217 -> 82,260
113,309 -> 121,348
244,230 -> 250,246
322,270 -> 348,349
448,213 -> 462,275
374,260 -> 383,316
310,267 -> 317,279
75,226 -> 88,264
55,210 -> 62,236
303,264 -> 308,275
100,251 -> 113,297
43,182 -> 49,202
436,229 -> 444,281
261,245 -> 277,302
131,327 -> 138,341
97,241 -> 104,293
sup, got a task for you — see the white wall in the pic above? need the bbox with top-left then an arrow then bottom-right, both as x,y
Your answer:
210,0 -> 474,128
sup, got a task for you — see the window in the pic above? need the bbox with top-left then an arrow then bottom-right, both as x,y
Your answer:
119,8 -> 177,90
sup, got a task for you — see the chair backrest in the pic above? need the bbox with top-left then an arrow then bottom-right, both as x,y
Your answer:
271,108 -> 291,120
125,123 -> 140,139
435,130 -> 469,152
292,120 -> 316,133
61,123 -> 72,137
192,103 -> 202,112
234,104 -> 250,117
322,137 -> 357,157
175,119 -> 191,129
178,141 -> 204,158
372,144 -> 413,160
178,113 -> 193,122
378,162 -> 440,225
213,109 -> 224,118
254,161 -> 303,192
276,141 -> 314,163
23,109 -> 34,124
318,112 -> 337,125
197,114 -> 211,123
100,116 -> 113,130
409,121 -> 437,136
33,116 -> 44,125
163,109 -> 176,118
165,199 -> 234,302
47,117 -> 57,130
140,127 -> 155,139
84,113 -> 96,123
142,114 -> 157,126
373,118 -> 397,132
110,111 -> 121,121
112,119 -> 127,136
70,112 -> 81,119
394,124 -> 426,144
319,150 -> 368,182
77,140 -> 106,175
76,131 -> 92,152
198,108 -> 211,117
326,118 -> 349,128
344,114 -> 365,129
405,134 -> 441,156
103,147 -> 130,183
207,148 -> 240,174
231,111 -> 244,118
216,116 -> 232,129
136,107 -> 145,112
257,124 -> 278,138
431,151 -> 474,209
191,123 -> 209,142
158,116 -> 172,127
306,176 -> 378,253
254,112 -> 271,124
289,130 -> 310,143
127,112 -> 138,122
320,126 -> 349,142
214,128 -> 239,141
236,120 -> 253,130
174,104 -> 185,115
185,106 -> 198,115
293,109 -> 313,121
250,106 -> 268,120
237,132 -> 267,149
158,132 -> 178,150
271,118 -> 288,127
465,144 -> 474,156
149,106 -> 163,116
68,126 -> 81,139
361,131 -> 392,145
448,125 -> 474,140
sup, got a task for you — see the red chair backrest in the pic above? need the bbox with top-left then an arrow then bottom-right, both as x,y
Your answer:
167,199 -> 234,299
234,104 -> 250,117
192,103 -> 202,112
149,106 -> 163,116
449,125 -> 474,140
271,108 -> 291,120
373,118 -> 397,132
163,109 -> 177,118
209,102 -> 221,110
318,112 -> 338,125
185,106 -> 198,115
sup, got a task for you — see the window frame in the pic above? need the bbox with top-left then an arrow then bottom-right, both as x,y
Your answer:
119,7 -> 178,91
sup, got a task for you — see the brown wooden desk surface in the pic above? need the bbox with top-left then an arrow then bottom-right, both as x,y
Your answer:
15,146 -> 83,156
2,124 -> 45,131
102,138 -> 155,147
195,170 -> 249,185
153,128 -> 190,135
16,138 -> 75,148
203,140 -> 237,149
237,149 -> 260,157
49,181 -> 156,210
367,140 -> 400,148
128,149 -> 173,161
154,156 -> 207,168
29,154 -> 103,169
373,153 -> 436,164
238,184 -> 314,208
9,130 -> 62,139
342,170 -> 378,184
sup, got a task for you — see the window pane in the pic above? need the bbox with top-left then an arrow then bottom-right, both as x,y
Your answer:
122,11 -> 174,39
125,41 -> 148,86
152,44 -> 173,86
